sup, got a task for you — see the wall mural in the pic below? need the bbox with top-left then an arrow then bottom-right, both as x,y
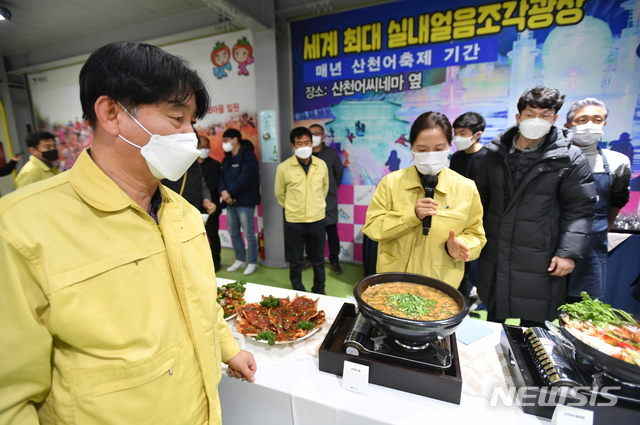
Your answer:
290,0 -> 640,263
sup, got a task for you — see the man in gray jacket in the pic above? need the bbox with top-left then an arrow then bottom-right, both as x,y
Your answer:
310,124 -> 344,274
476,86 -> 596,327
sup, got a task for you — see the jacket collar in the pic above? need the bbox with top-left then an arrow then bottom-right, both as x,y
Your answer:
489,124 -> 570,160
402,165 -> 450,195
69,149 -> 170,213
289,154 -> 315,168
30,154 -> 55,171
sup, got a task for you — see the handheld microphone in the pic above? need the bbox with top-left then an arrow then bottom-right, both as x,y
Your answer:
420,174 -> 438,236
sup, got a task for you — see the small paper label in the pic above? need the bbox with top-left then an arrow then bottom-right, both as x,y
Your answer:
342,360 -> 369,394
551,405 -> 594,425
231,331 -> 246,350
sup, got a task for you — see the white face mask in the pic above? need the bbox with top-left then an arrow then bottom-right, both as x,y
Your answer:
312,135 -> 323,147
571,123 -> 604,146
452,133 -> 478,151
222,141 -> 234,152
295,146 -> 313,159
117,103 -> 199,181
198,148 -> 210,159
518,118 -> 553,140
412,150 -> 449,175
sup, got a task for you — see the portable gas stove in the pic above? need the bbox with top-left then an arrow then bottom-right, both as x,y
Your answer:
342,312 -> 453,370
319,303 -> 462,404
500,324 -> 640,421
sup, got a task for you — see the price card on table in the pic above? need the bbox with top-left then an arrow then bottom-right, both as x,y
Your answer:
551,405 -> 593,425
342,360 -> 369,394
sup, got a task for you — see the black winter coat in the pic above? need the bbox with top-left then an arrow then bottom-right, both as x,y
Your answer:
476,125 -> 596,322
199,157 -> 221,213
313,144 -> 343,225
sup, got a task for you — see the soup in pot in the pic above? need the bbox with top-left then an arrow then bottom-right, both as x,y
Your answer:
361,282 -> 460,321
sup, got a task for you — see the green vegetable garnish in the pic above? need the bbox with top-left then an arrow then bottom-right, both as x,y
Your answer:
558,291 -> 637,326
255,331 -> 276,346
217,280 -> 246,299
260,296 -> 281,308
387,293 -> 437,318
297,321 -> 314,330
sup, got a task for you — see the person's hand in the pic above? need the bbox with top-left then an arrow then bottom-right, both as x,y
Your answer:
225,349 -> 257,382
11,153 -> 22,161
414,197 -> 438,220
548,256 -> 575,276
446,229 -> 470,261
221,190 -> 233,204
203,199 -> 217,214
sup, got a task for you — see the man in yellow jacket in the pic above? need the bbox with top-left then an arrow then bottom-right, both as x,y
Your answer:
0,41 -> 256,425
15,131 -> 61,188
275,127 -> 329,294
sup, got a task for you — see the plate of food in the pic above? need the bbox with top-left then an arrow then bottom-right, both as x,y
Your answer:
235,294 -> 326,345
557,292 -> 640,383
217,280 -> 247,321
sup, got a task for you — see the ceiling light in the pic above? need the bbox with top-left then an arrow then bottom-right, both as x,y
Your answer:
0,7 -> 12,21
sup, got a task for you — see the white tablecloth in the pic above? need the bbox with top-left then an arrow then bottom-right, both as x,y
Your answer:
217,278 -> 549,425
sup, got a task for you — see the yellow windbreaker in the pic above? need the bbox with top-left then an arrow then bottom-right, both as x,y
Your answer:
0,150 -> 239,425
15,155 -> 60,188
363,166 -> 486,288
275,154 -> 329,223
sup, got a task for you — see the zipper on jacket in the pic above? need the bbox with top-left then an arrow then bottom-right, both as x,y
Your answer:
131,205 -> 164,240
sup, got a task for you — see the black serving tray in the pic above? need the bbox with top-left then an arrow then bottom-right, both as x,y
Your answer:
500,324 -> 640,421
319,303 -> 462,404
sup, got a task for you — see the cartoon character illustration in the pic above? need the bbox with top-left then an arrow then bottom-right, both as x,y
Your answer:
232,37 -> 254,76
211,41 -> 232,79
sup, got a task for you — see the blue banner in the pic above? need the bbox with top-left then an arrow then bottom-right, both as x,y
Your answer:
303,38 -> 499,84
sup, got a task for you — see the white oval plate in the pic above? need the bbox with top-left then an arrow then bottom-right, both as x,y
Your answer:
246,324 -> 323,345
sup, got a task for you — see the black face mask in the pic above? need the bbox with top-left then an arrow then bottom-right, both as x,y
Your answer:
41,148 -> 59,162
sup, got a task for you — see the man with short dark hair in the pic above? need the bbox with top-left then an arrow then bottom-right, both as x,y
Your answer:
564,98 -> 630,302
310,123 -> 344,274
275,127 -> 329,294
476,86 -> 596,327
15,131 -> 60,188
450,112 -> 488,300
450,112 -> 487,181
0,41 -> 255,424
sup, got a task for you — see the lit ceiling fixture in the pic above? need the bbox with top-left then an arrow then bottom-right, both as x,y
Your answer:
0,6 -> 11,21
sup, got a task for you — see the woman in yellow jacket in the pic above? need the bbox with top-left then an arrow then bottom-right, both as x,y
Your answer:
363,111 -> 486,289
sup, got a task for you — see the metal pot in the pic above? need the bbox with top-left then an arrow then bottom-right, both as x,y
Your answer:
556,316 -> 640,385
353,272 -> 469,343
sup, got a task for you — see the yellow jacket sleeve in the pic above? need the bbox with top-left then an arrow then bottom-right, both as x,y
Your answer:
321,161 -> 329,199
454,188 -> 486,261
363,176 -> 421,242
0,233 -> 52,425
274,164 -> 286,208
215,301 -> 241,363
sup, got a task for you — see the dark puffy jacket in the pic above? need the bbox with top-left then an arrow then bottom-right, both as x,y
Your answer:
219,142 -> 261,207
313,144 -> 343,225
476,125 -> 596,322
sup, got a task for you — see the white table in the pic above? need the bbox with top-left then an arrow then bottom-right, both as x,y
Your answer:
217,279 -> 550,425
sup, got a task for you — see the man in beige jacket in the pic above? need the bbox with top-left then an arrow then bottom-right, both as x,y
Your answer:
15,131 -> 60,188
275,127 -> 329,294
0,41 -> 255,425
